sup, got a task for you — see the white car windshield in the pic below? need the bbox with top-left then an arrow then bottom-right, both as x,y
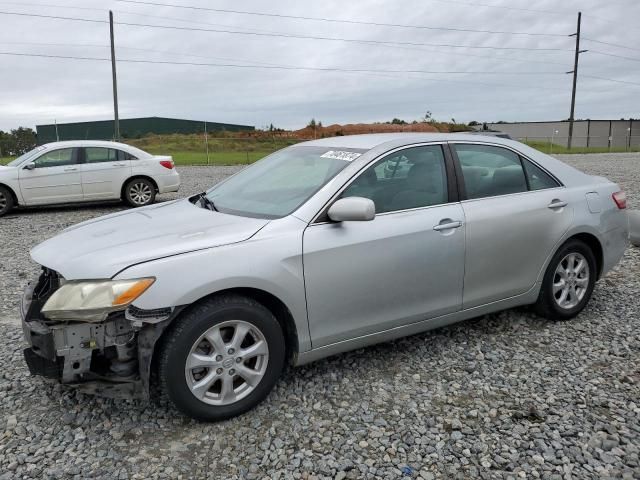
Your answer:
205,145 -> 365,219
7,145 -> 47,167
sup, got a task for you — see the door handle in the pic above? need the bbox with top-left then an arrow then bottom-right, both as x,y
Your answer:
433,220 -> 463,231
112,162 -> 126,166
548,199 -> 568,209
64,167 -> 78,171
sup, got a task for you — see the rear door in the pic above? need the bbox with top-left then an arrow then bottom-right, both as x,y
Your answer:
18,147 -> 83,204
451,142 -> 573,308
79,147 -> 132,200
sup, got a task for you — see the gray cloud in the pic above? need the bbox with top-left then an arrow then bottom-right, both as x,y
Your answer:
0,0 -> 638,131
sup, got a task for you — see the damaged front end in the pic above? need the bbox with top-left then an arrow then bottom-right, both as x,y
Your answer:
21,268 -> 178,399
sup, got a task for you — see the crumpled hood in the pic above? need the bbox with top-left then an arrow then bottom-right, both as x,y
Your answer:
30,199 -> 269,279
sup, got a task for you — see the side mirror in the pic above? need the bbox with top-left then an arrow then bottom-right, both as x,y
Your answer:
327,197 -> 375,222
23,163 -> 35,171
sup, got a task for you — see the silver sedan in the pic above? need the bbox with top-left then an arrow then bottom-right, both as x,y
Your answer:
21,133 -> 628,421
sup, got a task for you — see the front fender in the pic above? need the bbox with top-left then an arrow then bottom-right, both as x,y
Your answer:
114,217 -> 311,352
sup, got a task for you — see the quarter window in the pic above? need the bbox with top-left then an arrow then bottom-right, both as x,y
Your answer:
455,144 -> 527,199
341,145 -> 448,213
523,159 -> 560,190
118,150 -> 137,160
33,148 -> 76,168
85,148 -> 117,164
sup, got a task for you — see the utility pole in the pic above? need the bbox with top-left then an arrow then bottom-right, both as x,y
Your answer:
567,12 -> 587,150
109,10 -> 120,140
204,121 -> 210,165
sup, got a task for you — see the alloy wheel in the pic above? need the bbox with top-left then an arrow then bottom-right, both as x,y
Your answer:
129,182 -> 152,205
0,191 -> 6,211
552,252 -> 590,309
184,320 -> 269,406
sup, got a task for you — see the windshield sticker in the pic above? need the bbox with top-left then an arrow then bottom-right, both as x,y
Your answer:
320,150 -> 362,162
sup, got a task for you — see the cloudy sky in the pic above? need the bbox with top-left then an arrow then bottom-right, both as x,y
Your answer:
0,0 -> 638,131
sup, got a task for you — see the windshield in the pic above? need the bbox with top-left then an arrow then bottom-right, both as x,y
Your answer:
205,145 -> 365,219
7,145 -> 47,167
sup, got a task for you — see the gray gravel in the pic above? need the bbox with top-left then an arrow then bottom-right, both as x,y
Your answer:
0,155 -> 639,479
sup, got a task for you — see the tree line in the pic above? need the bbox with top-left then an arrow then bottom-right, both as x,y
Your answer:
0,127 -> 37,157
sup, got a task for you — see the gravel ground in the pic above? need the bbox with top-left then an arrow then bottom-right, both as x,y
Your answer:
0,155 -> 639,479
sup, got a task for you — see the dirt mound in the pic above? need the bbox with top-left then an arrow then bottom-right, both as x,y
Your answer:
292,122 -> 439,139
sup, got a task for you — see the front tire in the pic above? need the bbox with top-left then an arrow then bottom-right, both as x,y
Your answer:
158,295 -> 285,421
0,186 -> 14,216
534,239 -> 597,320
124,178 -> 156,207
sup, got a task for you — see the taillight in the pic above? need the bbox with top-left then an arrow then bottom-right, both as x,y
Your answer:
159,160 -> 174,170
612,191 -> 627,209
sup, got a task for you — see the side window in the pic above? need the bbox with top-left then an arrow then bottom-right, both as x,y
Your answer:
523,159 -> 560,190
373,153 -> 411,180
118,150 -> 137,160
33,148 -> 76,168
341,145 -> 448,213
85,148 -> 117,164
455,144 -> 527,199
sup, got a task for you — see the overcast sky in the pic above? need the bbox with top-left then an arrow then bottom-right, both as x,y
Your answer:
0,0 -> 638,131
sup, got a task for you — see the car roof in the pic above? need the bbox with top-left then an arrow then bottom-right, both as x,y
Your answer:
298,132 -> 519,150
39,140 -> 142,150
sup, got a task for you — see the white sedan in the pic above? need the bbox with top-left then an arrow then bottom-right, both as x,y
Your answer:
0,140 -> 180,216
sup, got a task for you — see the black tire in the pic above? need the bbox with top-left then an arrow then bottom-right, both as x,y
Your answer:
123,178 -> 156,207
0,186 -> 14,216
534,239 -> 597,320
158,294 -> 285,421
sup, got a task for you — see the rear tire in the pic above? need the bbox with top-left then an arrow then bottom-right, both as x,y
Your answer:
0,186 -> 14,216
124,178 -> 156,207
534,239 -> 596,320
158,294 -> 285,421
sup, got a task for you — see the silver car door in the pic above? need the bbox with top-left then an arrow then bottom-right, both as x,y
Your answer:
303,144 -> 465,348
80,147 -> 133,200
18,147 -> 83,205
452,142 -> 573,309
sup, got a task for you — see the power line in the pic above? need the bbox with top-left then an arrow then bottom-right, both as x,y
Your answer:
0,50 -> 575,95
0,10 -> 104,24
0,51 -> 562,75
580,74 -> 640,87
588,50 -> 640,63
6,50 -> 635,90
582,37 -> 640,53
0,1 -> 574,63
0,39 -> 571,68
0,0 -> 105,11
425,0 -> 568,16
427,0 -> 640,33
0,10 -> 573,52
115,0 -> 568,37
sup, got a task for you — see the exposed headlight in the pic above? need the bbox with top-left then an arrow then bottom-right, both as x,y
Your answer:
41,278 -> 155,321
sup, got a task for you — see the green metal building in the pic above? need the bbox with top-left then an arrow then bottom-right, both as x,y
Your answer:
36,116 -> 254,144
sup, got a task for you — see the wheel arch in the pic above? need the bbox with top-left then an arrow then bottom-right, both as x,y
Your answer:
121,175 -> 159,199
152,287 -> 300,370
557,232 -> 604,280
535,229 -> 605,294
0,182 -> 19,206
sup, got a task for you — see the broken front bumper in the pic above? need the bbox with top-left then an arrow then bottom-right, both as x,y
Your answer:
21,269 -> 176,399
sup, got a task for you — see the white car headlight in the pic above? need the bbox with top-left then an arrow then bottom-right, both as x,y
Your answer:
41,278 -> 155,321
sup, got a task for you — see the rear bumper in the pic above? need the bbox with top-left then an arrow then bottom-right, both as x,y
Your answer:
156,172 -> 181,194
601,224 -> 629,276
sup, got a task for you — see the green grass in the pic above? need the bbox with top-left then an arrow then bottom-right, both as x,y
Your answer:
3,135 -> 637,167
523,140 -> 640,155
168,150 -> 275,165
